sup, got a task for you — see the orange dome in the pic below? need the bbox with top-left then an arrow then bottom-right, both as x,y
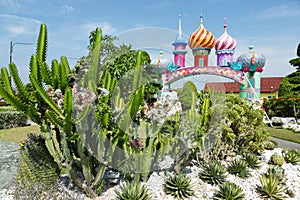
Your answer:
188,16 -> 215,49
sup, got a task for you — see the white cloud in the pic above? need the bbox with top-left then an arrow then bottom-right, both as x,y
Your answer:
81,22 -> 117,35
259,2 -> 300,18
61,5 -> 74,13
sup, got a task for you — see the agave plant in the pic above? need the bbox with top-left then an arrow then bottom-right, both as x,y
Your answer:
115,182 -> 152,200
213,182 -> 245,200
164,173 -> 195,199
282,149 -> 300,164
227,159 -> 250,179
256,174 -> 287,200
242,153 -> 261,169
199,161 -> 227,185
266,166 -> 285,183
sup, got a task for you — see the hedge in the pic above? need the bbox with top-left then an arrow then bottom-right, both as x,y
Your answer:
0,110 -> 27,129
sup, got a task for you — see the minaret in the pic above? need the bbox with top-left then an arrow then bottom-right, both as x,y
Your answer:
172,14 -> 187,68
215,18 -> 237,67
188,14 -> 215,67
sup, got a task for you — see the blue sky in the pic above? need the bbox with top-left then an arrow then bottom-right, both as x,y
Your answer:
0,0 -> 299,84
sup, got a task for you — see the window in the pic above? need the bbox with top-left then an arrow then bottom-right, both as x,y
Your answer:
177,58 -> 180,66
268,96 -> 272,99
222,58 -> 227,66
199,58 -> 203,67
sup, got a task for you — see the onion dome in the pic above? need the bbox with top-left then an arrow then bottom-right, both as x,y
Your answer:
237,42 -> 266,72
157,50 -> 172,68
188,15 -> 215,49
215,19 -> 236,53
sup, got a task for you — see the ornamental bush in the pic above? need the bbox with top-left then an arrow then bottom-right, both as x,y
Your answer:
0,110 -> 27,129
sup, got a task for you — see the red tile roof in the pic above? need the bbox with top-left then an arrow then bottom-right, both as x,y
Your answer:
204,77 -> 284,93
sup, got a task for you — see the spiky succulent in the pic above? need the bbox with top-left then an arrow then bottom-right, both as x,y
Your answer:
213,182 -> 245,200
164,173 -> 195,199
115,182 -> 151,200
266,166 -> 285,183
256,174 -> 287,200
242,153 -> 261,169
282,149 -> 300,164
227,159 -> 250,179
199,161 -> 227,185
269,153 -> 285,166
264,140 -> 277,150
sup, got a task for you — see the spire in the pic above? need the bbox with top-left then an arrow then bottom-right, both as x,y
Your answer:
249,37 -> 254,50
178,14 -> 182,40
200,11 -> 203,25
172,14 -> 187,45
224,17 -> 227,29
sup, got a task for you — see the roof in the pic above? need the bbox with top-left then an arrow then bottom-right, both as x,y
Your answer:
204,77 -> 284,93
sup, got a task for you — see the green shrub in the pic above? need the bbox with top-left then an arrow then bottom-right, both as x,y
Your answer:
199,161 -> 227,185
164,173 -> 195,199
270,153 -> 285,166
213,182 -> 245,200
242,153 -> 261,169
282,149 -> 300,164
256,174 -> 287,200
264,140 -> 277,150
0,110 -> 27,129
227,159 -> 250,179
115,182 -> 151,200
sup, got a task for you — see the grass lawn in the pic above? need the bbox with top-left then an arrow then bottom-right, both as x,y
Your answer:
266,126 -> 300,144
0,124 -> 41,143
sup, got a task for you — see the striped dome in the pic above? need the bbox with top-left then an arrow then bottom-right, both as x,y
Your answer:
215,22 -> 236,52
188,16 -> 215,49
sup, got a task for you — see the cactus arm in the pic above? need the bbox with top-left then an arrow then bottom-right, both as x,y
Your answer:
29,74 -> 64,118
36,23 -> 47,62
29,55 -> 39,80
88,28 -> 102,88
51,59 -> 60,88
0,67 -> 14,96
9,63 -> 32,101
45,110 -> 64,127
40,62 -> 52,85
61,56 -> 70,76
0,83 -> 27,111
63,87 -> 73,135
59,62 -> 68,92
132,50 -> 142,91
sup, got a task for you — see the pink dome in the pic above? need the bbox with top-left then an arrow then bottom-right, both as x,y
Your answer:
215,21 -> 236,52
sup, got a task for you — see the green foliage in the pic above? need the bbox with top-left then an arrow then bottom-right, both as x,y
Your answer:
199,161 -> 227,185
264,140 -> 277,150
177,81 -> 198,110
266,166 -> 285,183
288,43 -> 300,72
256,174 -> 287,200
270,153 -> 285,166
0,110 -> 27,129
282,149 -> 300,164
263,96 -> 300,118
242,153 -> 261,169
213,182 -> 245,200
227,159 -> 250,179
211,94 -> 268,158
115,182 -> 152,200
164,174 -> 195,200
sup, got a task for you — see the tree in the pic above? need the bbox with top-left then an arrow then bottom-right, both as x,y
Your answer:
289,43 -> 300,72
278,43 -> 300,97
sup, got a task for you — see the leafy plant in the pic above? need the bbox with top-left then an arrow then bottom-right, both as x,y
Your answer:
282,149 -> 300,164
164,173 -> 195,200
270,153 -> 285,166
213,182 -> 245,200
199,161 -> 227,185
264,140 -> 277,150
266,166 -> 285,183
242,153 -> 261,169
256,174 -> 287,200
115,182 -> 152,200
227,159 -> 250,179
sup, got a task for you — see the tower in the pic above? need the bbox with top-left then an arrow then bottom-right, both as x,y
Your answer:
172,14 -> 187,68
215,18 -> 236,67
188,15 -> 215,67
237,39 -> 266,102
